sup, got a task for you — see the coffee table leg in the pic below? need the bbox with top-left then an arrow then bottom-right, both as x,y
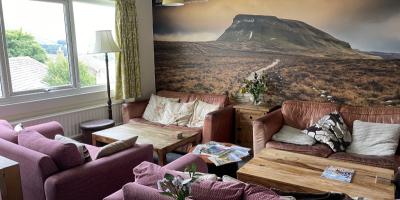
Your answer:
92,135 -> 98,146
157,150 -> 167,166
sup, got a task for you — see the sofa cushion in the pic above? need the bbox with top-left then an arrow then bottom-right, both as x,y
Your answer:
281,100 -> 339,129
265,141 -> 333,157
329,152 -> 399,169
272,125 -> 316,146
191,181 -> 245,200
303,112 -> 352,152
159,101 -> 196,126
18,130 -> 83,170
188,100 -> 220,128
346,120 -> 400,156
143,94 -> 180,123
0,120 -> 18,143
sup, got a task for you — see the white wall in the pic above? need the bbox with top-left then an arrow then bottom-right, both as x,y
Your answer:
136,0 -> 156,99
0,0 -> 155,121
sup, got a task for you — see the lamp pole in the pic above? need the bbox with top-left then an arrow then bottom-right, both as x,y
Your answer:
105,52 -> 112,120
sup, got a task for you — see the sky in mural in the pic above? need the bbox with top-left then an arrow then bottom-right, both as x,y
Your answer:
153,0 -> 400,53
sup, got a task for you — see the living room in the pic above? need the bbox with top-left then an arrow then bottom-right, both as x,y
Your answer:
0,0 -> 399,199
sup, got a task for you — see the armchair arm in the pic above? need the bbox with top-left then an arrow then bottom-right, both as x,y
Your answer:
44,144 -> 153,200
163,153 -> 208,173
122,99 -> 149,123
253,109 -> 284,155
203,105 -> 234,143
25,121 -> 64,139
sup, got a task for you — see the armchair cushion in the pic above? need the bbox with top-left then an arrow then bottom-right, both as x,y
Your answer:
0,120 -> 18,143
122,182 -> 172,200
133,161 -> 186,188
18,130 -> 83,170
95,136 -> 138,159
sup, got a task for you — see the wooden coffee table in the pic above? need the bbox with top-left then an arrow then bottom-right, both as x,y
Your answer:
237,148 -> 395,200
92,122 -> 200,165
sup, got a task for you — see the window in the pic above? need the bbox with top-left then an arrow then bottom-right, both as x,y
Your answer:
73,1 -> 116,87
0,0 -> 116,102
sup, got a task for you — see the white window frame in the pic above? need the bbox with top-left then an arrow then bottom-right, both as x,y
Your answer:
0,0 -> 113,106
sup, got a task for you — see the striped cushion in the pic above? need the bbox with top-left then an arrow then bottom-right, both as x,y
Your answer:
243,184 -> 280,200
55,134 -> 92,162
95,136 -> 138,159
346,120 -> 400,156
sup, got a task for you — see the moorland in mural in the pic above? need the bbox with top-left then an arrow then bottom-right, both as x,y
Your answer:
154,13 -> 400,107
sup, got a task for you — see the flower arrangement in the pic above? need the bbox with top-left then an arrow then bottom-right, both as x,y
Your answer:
158,164 -> 200,200
240,72 -> 268,105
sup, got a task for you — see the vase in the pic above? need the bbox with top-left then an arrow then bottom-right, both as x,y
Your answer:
250,93 -> 264,105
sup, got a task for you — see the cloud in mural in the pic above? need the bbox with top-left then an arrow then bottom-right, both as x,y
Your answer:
153,0 -> 400,52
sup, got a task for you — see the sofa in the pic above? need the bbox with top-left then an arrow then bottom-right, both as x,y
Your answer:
103,153 -> 208,200
0,120 -> 153,200
253,100 -> 400,169
122,90 -> 234,143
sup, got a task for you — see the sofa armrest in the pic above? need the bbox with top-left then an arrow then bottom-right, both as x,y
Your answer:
203,105 -> 234,143
44,144 -> 153,200
163,153 -> 208,173
25,121 -> 64,139
253,109 -> 284,155
122,99 -> 149,123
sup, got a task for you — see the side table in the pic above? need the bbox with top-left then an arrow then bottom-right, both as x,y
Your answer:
0,156 -> 23,200
189,143 -> 239,178
80,119 -> 115,144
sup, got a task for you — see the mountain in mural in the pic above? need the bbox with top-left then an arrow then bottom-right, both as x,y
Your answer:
216,14 -> 378,59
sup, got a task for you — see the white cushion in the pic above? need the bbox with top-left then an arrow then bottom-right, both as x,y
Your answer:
142,94 -> 179,123
187,100 -> 220,128
159,101 -> 196,126
95,136 -> 138,159
346,120 -> 400,156
273,125 -> 316,146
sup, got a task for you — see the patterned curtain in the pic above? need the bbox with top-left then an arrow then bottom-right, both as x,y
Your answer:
115,0 -> 141,100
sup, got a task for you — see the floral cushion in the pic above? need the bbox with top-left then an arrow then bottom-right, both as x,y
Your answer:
143,94 -> 179,123
187,100 -> 220,128
159,101 -> 196,126
303,112 -> 352,152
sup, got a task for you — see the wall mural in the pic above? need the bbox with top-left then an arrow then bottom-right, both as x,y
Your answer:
153,0 -> 400,107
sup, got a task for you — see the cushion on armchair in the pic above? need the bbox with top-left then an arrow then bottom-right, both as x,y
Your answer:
190,181 -> 245,200
18,130 -> 83,170
95,136 -> 138,159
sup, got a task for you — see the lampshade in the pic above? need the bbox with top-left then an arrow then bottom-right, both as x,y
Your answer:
162,0 -> 184,6
92,30 -> 120,53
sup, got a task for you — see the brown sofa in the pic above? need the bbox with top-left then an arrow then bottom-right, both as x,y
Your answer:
122,90 -> 234,143
253,100 -> 400,169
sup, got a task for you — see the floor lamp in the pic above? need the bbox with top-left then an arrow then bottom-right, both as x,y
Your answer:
92,30 -> 120,120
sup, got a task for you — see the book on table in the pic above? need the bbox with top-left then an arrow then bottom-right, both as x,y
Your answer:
321,166 -> 354,183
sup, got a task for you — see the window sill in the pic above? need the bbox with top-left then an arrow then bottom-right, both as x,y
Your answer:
0,85 -> 119,121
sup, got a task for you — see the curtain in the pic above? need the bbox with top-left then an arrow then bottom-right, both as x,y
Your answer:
115,0 -> 141,100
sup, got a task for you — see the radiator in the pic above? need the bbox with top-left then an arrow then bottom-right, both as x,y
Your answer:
11,103 -> 122,138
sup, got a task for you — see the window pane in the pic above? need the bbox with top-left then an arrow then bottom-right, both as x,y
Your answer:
73,1 -> 116,88
2,0 -> 71,93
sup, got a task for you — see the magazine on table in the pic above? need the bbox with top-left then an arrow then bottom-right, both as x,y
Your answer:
192,141 -> 251,166
321,166 -> 354,183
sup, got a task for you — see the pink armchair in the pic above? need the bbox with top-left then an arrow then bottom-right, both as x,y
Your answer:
0,120 -> 153,200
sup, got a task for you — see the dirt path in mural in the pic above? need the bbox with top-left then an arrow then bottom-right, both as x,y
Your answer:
247,59 -> 280,80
